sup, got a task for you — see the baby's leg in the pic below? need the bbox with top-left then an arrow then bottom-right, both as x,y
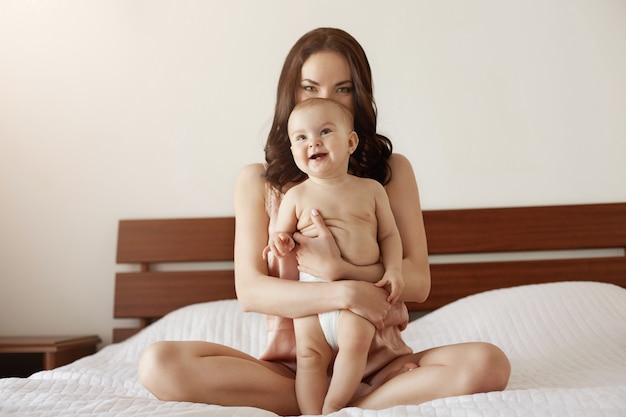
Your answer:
293,315 -> 334,415
323,310 -> 375,414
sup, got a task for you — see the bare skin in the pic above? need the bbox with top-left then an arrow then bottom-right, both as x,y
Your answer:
138,50 -> 511,415
139,158 -> 510,415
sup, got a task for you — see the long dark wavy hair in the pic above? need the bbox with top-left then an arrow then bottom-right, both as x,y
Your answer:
263,27 -> 393,192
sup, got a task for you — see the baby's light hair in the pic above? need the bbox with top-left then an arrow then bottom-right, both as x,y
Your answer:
289,98 -> 354,131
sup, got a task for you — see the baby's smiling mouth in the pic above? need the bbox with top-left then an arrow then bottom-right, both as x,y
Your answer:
309,153 -> 327,160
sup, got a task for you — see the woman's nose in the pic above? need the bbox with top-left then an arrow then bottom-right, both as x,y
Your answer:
318,89 -> 330,99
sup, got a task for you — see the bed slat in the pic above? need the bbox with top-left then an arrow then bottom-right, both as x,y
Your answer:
423,203 -> 626,254
116,217 -> 235,263
114,271 -> 236,317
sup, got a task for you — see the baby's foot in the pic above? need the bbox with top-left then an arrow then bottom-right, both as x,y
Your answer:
382,362 -> 418,383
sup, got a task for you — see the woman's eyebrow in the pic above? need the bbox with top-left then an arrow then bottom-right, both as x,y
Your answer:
300,79 -> 353,86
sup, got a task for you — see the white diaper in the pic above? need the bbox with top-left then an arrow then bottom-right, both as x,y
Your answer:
299,272 -> 340,350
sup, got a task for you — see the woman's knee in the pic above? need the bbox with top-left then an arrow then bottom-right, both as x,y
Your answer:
138,341 -> 186,400
460,342 -> 510,393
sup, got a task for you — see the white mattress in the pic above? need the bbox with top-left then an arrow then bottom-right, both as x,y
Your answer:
1,281 -> 625,416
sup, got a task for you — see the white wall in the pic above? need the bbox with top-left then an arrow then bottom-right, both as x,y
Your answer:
1,0 -> 625,346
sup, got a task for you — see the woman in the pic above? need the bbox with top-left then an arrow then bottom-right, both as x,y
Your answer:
138,27 -> 510,415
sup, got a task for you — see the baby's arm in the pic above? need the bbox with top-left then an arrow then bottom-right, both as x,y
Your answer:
372,183 -> 404,303
264,231 -> 296,259
376,268 -> 403,304
262,188 -> 299,259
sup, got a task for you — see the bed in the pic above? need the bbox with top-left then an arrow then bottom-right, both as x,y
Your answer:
1,202 -> 625,416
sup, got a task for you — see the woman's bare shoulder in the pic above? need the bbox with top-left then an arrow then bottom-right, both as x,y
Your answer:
386,153 -> 419,194
236,163 -> 266,183
388,153 -> 415,175
234,163 -> 268,215
385,153 -> 422,211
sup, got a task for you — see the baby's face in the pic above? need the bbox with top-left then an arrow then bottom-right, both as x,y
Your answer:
287,104 -> 357,179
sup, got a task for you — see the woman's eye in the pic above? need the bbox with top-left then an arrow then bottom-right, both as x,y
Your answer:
337,87 -> 352,94
303,85 -> 316,92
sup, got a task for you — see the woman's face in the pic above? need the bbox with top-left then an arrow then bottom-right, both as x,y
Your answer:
297,51 -> 354,114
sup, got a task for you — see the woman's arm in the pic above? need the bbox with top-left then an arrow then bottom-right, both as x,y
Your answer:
385,154 -> 431,303
233,163 -> 392,326
293,154 -> 431,303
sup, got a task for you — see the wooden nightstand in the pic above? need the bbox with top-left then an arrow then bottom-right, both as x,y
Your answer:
0,335 -> 101,378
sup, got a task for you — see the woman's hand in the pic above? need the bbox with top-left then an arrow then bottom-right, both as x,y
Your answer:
342,280 -> 392,329
293,209 -> 346,280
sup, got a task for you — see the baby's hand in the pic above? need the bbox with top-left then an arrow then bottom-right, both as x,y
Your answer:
263,232 -> 295,259
375,270 -> 404,304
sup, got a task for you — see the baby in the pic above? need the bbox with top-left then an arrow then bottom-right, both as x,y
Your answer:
264,98 -> 404,414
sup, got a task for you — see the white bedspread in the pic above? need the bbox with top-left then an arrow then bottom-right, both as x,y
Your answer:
1,281 -> 625,416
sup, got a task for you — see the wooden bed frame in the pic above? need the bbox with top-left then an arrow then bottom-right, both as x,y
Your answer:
113,202 -> 626,343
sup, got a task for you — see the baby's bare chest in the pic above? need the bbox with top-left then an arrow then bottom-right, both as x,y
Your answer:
296,188 -> 380,265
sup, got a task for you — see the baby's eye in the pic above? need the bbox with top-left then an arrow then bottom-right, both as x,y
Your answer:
295,134 -> 307,142
320,128 -> 332,135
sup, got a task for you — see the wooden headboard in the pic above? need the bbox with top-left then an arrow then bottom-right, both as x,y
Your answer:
113,203 -> 626,343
